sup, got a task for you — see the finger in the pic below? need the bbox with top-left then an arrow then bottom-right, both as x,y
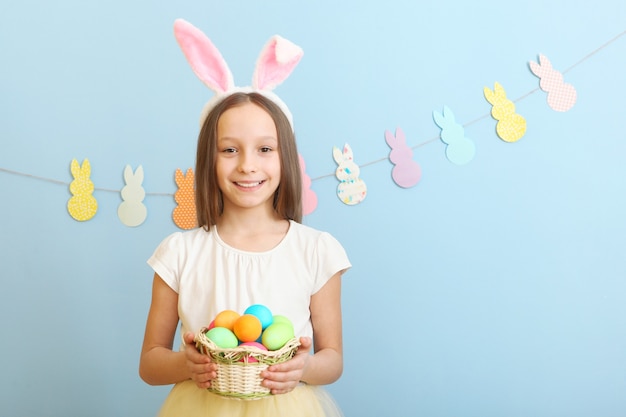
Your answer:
194,369 -> 217,382
298,336 -> 312,350
183,332 -> 196,345
263,378 -> 297,394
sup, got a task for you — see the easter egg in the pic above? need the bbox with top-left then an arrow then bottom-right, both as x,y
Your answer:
240,341 -> 267,350
271,315 -> 293,330
261,322 -> 295,351
205,327 -> 238,349
207,320 -> 215,330
244,304 -> 274,330
213,310 -> 240,331
233,314 -> 263,343
238,341 -> 268,363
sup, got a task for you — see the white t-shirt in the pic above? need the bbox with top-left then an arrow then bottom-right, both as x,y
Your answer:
147,220 -> 351,343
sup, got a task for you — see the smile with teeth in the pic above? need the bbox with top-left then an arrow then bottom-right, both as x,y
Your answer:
235,180 -> 265,188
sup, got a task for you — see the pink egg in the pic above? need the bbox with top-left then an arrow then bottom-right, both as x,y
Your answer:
239,341 -> 268,363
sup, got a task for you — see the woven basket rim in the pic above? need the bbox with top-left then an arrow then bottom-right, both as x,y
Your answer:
194,326 -> 300,358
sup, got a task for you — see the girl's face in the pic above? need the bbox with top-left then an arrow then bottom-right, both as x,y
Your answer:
215,102 -> 281,214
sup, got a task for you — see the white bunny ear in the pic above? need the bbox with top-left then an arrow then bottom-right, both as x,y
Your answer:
125,165 -> 144,183
332,146 -> 344,164
343,144 -> 354,160
252,35 -> 303,91
173,19 -> 234,94
135,165 -> 144,182
123,165 -> 133,182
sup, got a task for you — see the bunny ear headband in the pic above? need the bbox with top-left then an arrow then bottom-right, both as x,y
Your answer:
173,19 -> 304,129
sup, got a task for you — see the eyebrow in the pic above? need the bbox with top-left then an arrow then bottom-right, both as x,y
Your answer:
218,136 -> 278,142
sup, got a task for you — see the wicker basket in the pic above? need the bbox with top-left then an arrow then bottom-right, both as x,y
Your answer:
194,327 -> 300,400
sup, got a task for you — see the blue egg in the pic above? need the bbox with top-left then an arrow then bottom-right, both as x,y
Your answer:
244,304 -> 274,330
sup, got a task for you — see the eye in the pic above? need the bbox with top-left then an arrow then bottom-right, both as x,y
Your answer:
259,146 -> 273,153
221,147 -> 237,153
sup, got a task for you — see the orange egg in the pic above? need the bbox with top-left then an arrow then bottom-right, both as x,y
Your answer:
213,310 -> 240,331
233,314 -> 263,343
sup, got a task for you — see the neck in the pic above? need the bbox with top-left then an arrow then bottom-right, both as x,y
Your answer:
216,207 -> 290,252
217,204 -> 284,234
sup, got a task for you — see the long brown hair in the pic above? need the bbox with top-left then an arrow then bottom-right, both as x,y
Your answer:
195,92 -> 303,229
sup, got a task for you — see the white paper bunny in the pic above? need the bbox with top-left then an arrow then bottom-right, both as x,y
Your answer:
173,19 -> 303,129
118,165 -> 147,227
333,144 -> 367,205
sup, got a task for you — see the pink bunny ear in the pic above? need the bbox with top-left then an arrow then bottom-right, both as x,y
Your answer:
252,35 -> 303,91
173,19 -> 234,94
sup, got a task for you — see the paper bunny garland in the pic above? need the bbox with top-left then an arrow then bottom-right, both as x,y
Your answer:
173,19 -> 304,129
48,25 -> 592,224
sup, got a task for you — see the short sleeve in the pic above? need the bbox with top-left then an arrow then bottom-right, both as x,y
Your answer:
147,232 -> 183,293
313,232 -> 352,294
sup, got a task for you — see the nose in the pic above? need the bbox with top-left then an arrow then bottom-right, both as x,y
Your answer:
237,150 -> 257,173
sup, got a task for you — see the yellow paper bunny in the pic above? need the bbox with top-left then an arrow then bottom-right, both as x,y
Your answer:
484,82 -> 526,143
67,158 -> 98,221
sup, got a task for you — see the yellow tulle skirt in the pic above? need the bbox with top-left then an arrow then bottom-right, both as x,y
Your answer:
157,380 -> 344,417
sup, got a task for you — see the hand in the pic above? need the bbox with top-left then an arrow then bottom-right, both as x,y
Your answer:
182,332 -> 217,389
260,336 -> 312,395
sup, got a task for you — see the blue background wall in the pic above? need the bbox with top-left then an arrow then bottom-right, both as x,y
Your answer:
1,1 -> 625,416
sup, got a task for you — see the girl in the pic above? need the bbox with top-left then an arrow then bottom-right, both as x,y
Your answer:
139,89 -> 351,416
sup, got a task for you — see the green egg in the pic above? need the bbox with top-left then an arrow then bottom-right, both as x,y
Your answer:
271,315 -> 293,330
261,323 -> 295,350
205,327 -> 238,348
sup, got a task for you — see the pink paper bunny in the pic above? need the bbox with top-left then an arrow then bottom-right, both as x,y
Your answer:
529,54 -> 577,112
299,154 -> 318,216
385,127 -> 421,188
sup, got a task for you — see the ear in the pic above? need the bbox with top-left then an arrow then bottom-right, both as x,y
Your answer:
343,144 -> 354,160
135,165 -> 144,183
395,127 -> 406,144
432,110 -> 445,128
175,168 -> 183,184
81,159 -> 91,177
493,82 -> 506,98
71,159 -> 80,178
483,86 -> 495,103
185,168 -> 195,183
123,165 -> 133,182
442,106 -> 455,123
173,19 -> 234,94
332,146 -> 344,164
384,129 -> 396,147
529,59 -> 542,77
252,35 -> 303,91
538,53 -> 552,69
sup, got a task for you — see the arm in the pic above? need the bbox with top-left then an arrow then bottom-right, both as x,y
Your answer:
139,273 -> 216,386
261,272 -> 344,393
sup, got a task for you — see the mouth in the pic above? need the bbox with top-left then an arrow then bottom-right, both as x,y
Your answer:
234,180 -> 265,188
